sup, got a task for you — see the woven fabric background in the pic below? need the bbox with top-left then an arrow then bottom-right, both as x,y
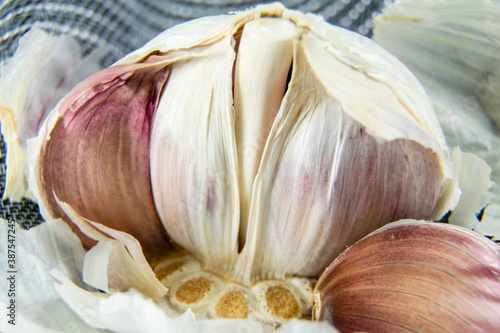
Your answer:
0,0 -> 388,229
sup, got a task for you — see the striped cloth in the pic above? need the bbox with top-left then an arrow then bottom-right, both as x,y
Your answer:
0,0 -> 387,228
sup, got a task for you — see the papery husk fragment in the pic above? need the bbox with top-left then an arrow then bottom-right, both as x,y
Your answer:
58,200 -> 167,300
373,0 -> 500,237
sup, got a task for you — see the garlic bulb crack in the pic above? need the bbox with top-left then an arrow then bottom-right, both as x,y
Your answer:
372,0 -> 500,234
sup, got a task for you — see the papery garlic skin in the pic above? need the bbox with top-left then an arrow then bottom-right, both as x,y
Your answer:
28,2 -> 462,297
31,63 -> 172,254
150,36 -> 239,275
58,200 -> 168,300
312,219 -> 500,332
373,0 -> 500,236
0,27 -> 104,201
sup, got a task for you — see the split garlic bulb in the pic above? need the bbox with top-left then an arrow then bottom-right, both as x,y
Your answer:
29,3 -> 459,284
313,220 -> 500,332
7,1 -> 483,322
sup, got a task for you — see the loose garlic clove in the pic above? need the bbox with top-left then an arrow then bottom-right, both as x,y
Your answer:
372,0 -> 500,234
312,219 -> 500,332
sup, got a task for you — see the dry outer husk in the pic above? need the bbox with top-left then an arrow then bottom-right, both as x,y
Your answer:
373,0 -> 500,238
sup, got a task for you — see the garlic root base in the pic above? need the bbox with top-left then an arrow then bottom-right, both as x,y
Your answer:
154,254 -> 315,324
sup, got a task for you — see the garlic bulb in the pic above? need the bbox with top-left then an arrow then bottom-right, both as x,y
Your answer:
312,220 -> 500,332
5,1 -> 487,323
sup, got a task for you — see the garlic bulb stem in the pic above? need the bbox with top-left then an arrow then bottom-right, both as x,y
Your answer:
234,18 -> 299,247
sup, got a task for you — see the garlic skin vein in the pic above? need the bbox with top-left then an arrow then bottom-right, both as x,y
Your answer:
11,1 -> 493,324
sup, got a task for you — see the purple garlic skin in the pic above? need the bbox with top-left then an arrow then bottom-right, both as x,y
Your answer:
40,63 -> 171,253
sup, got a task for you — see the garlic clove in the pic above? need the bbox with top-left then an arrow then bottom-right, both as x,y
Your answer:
30,60 -> 175,254
234,17 -> 299,248
234,27 -> 445,284
150,35 -> 240,276
0,27 -> 104,201
300,27 -> 461,221
313,219 -> 500,332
